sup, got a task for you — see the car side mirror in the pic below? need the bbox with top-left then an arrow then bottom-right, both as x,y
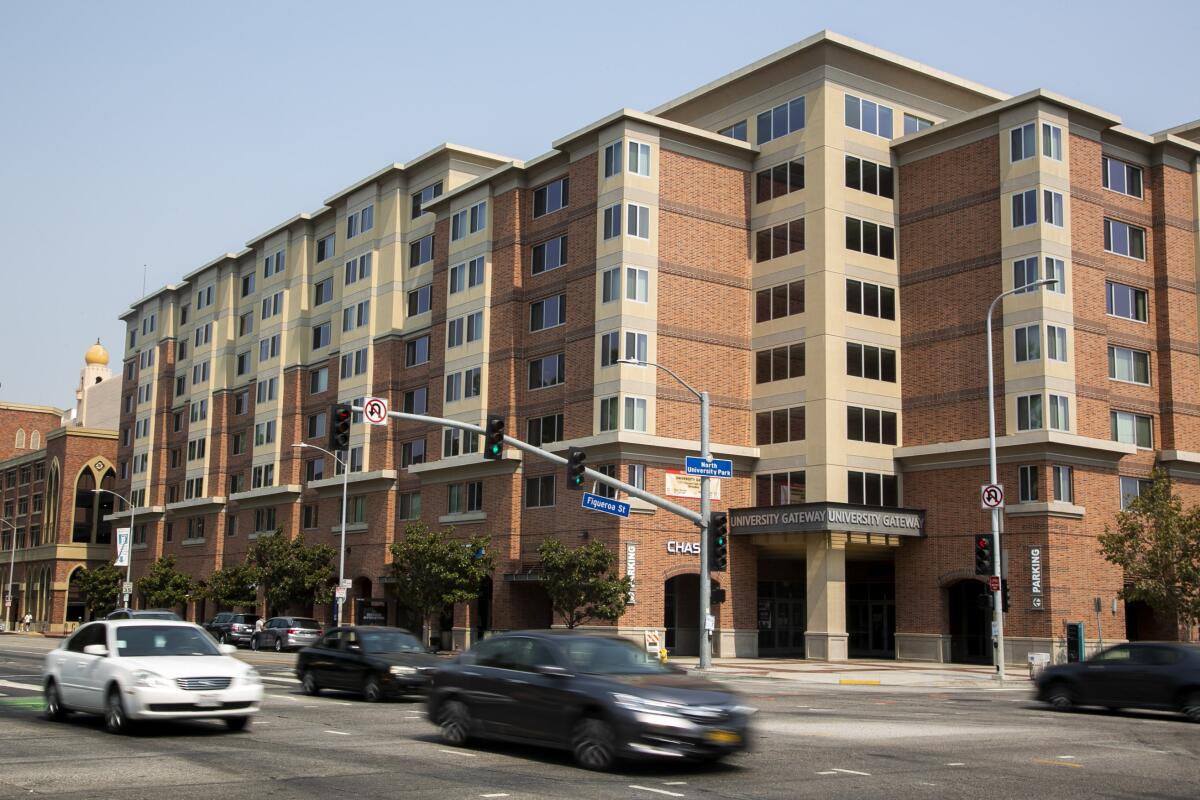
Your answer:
347,642 -> 362,651
218,644 -> 237,655
83,644 -> 109,657
535,664 -> 572,679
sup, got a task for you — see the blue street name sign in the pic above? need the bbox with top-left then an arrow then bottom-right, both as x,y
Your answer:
581,492 -> 631,518
684,456 -> 733,479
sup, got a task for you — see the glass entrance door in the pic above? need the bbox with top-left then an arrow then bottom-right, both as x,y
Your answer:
757,581 -> 806,655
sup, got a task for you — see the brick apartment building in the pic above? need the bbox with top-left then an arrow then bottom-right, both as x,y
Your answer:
110,31 -> 1200,662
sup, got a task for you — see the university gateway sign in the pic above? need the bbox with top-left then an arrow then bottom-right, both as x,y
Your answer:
729,502 -> 925,537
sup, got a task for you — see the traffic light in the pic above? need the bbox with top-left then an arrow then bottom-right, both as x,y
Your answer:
329,403 -> 353,452
567,449 -> 587,490
1002,579 -> 1011,612
483,415 -> 505,460
974,534 -> 994,576
709,511 -> 729,571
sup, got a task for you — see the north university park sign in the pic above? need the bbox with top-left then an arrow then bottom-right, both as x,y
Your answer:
729,502 -> 925,537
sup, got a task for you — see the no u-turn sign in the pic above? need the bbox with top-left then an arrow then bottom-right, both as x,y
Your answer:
980,484 -> 1005,510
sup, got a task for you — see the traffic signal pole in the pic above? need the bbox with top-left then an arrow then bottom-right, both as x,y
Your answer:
698,391 -> 712,670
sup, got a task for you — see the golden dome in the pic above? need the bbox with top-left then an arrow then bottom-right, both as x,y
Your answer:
85,339 -> 110,366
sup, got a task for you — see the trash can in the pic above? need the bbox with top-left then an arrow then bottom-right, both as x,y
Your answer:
1028,652 -> 1050,679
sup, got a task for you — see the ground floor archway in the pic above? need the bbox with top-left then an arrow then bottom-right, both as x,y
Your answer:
947,579 -> 990,664
664,573 -> 700,656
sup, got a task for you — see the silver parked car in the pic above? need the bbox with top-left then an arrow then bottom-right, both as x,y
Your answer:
251,617 -> 323,652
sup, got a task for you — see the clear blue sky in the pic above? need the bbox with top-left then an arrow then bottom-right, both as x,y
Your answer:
1,0 -> 1194,407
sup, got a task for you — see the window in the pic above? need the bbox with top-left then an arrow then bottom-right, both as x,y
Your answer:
532,177 -> 569,218
599,396 -> 618,432
625,203 -> 650,238
466,311 -> 483,342
407,285 -> 431,316
903,113 -> 933,134
1013,256 -> 1040,294
1010,122 -> 1035,162
756,406 -> 806,445
1103,156 -> 1143,198
310,367 -> 329,394
450,209 -> 467,241
192,361 -> 210,384
845,279 -> 895,320
1018,465 -> 1039,502
399,492 -> 421,520
527,414 -> 563,447
346,210 -> 359,239
1049,395 -> 1069,432
251,464 -> 274,489
625,267 -> 648,302
845,342 -> 896,382
194,322 -> 212,346
446,317 -> 464,348
179,305 -> 190,325
349,496 -> 366,523
141,314 -> 156,334
1042,123 -> 1063,161
717,120 -> 747,141
531,235 -> 567,274
627,464 -> 646,491
756,471 -> 806,506
1052,465 -> 1073,502
1106,281 -> 1148,322
304,458 -> 325,484
444,372 -> 462,403
448,257 -> 485,294
189,399 -> 208,422
239,312 -> 254,337
603,141 -> 622,177
1108,345 -> 1150,385
848,471 -> 899,506
410,234 -> 434,267
755,343 -> 805,383
846,406 -> 897,445
302,504 -> 319,529
756,218 -> 805,262
463,367 -> 481,399
254,507 -> 276,532
307,411 -> 327,439
601,267 -> 620,303
1045,257 -> 1066,294
187,437 -> 206,461
1043,190 -> 1064,227
1104,219 -> 1146,259
254,420 -> 276,446
196,285 -> 214,309
525,475 -> 555,508
528,354 -> 565,389
403,387 -> 427,415
624,331 -> 648,364
844,94 -> 893,138
344,253 -> 372,284
756,159 -> 805,202
173,375 -> 185,397
185,477 -> 204,501
845,217 -> 895,258
258,334 -> 280,362
467,256 -> 484,288
599,331 -> 619,367
1017,394 -> 1043,431
312,321 -> 331,349
529,294 -> 566,331
316,235 -> 334,262
755,280 -> 804,322
628,140 -> 650,176
623,396 -> 648,432
602,204 -> 621,239
1120,476 -> 1152,509
447,481 -> 483,514
1015,324 -> 1041,362
235,389 -> 249,415
844,156 -> 894,198
405,335 -> 430,366
401,438 -> 426,467
1046,325 -> 1068,362
1012,189 -> 1037,228
360,204 -> 373,233
1111,411 -> 1153,448
313,278 -> 332,305
755,95 -> 805,145
339,347 -> 368,378
412,181 -> 443,218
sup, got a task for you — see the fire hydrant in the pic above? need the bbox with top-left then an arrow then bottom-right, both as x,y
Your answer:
658,647 -> 669,663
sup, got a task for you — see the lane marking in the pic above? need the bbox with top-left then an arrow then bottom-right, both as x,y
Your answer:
831,768 -> 871,776
946,762 -> 965,766
629,786 -> 684,797
480,795 -> 509,798
438,749 -> 477,757
324,730 -> 351,736
1056,755 -> 1075,760
0,679 -> 41,691
839,679 -> 881,686
1034,759 -> 1082,769
816,771 -> 838,775
663,782 -> 687,786
259,676 -> 300,684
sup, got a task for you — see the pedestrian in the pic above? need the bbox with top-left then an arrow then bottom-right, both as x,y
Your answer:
22,613 -> 32,632
254,616 -> 264,634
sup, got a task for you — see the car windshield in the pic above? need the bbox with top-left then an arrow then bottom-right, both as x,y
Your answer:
292,619 -> 321,629
116,625 -> 221,657
561,637 -> 672,675
135,612 -> 180,620
358,630 -> 424,654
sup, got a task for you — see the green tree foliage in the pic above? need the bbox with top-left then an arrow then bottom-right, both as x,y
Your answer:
137,555 -> 196,610
538,539 -> 632,629
248,531 -> 335,614
204,563 -> 259,609
388,522 -> 493,646
76,564 -> 124,618
1100,469 -> 1200,640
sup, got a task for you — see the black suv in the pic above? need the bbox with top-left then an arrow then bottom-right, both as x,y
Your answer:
1036,641 -> 1200,721
204,612 -> 261,647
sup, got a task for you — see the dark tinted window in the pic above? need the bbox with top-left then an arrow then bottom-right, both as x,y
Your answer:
292,618 -> 321,629
67,623 -> 107,652
233,615 -> 259,624
562,637 -> 671,674
1139,646 -> 1183,666
1092,645 -> 1135,663
359,629 -> 424,654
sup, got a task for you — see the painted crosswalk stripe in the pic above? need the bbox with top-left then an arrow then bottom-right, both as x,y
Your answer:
629,786 -> 684,797
0,679 -> 41,691
259,675 -> 299,684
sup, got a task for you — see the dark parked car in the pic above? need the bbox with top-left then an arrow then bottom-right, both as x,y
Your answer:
105,608 -> 182,620
427,630 -> 754,770
1036,641 -> 1200,721
204,612 -> 261,646
296,626 -> 438,701
250,617 -> 323,652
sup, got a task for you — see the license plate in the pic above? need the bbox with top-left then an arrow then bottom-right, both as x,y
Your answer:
705,729 -> 741,744
195,695 -> 221,708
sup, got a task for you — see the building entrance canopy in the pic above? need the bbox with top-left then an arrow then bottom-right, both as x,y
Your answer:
729,502 -> 924,538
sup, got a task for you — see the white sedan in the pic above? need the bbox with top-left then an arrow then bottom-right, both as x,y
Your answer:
42,619 -> 264,733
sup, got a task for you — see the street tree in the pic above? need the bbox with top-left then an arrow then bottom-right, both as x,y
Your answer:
76,564 -> 124,618
538,539 -> 632,629
204,563 -> 259,609
248,531 -> 336,615
137,555 -> 196,610
388,522 -> 493,646
1100,469 -> 1200,640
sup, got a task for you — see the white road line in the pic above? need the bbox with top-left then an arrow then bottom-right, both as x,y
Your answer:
480,795 -> 509,798
816,771 -> 838,775
663,782 -> 687,786
1057,755 -> 1075,760
831,768 -> 871,776
438,749 -> 477,757
259,676 -> 300,684
946,762 -> 965,766
0,679 -> 41,691
629,786 -> 684,797
324,730 -> 351,736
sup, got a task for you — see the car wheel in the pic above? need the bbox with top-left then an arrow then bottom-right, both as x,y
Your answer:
225,716 -> 251,732
105,688 -> 132,735
300,670 -> 320,695
219,633 -> 229,645
44,681 -> 68,721
1181,691 -> 1200,723
438,699 -> 472,746
250,636 -> 260,652
1045,681 -> 1074,711
274,637 -> 283,653
363,676 -> 384,703
572,716 -> 617,771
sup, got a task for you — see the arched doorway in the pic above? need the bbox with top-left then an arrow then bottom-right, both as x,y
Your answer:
664,573 -> 700,656
947,579 -> 990,664
474,576 -> 493,643
65,568 -> 87,626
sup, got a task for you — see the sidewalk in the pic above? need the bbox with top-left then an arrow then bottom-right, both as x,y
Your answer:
671,656 -> 1033,689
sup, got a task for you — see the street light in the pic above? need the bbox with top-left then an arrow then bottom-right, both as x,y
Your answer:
985,277 -> 1058,680
2,518 -> 17,632
93,488 -> 136,608
618,358 -> 714,670
293,442 -> 349,627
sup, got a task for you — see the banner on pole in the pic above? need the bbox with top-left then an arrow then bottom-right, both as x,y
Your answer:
114,528 -> 131,567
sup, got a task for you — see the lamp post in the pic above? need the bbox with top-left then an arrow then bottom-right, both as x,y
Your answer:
93,488 -> 136,608
619,358 -> 713,670
293,443 -> 349,628
2,518 -> 17,632
985,277 -> 1058,680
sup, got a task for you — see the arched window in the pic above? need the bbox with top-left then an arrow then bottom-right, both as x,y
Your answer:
14,429 -> 25,449
29,431 -> 40,450
45,461 -> 60,539
72,470 -> 96,543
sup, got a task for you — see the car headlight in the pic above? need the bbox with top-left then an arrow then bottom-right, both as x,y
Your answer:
131,670 -> 169,688
612,692 -> 686,716
241,668 -> 262,685
389,665 -> 417,676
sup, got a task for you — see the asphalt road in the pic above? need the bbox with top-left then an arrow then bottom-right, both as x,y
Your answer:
1,636 -> 1198,800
